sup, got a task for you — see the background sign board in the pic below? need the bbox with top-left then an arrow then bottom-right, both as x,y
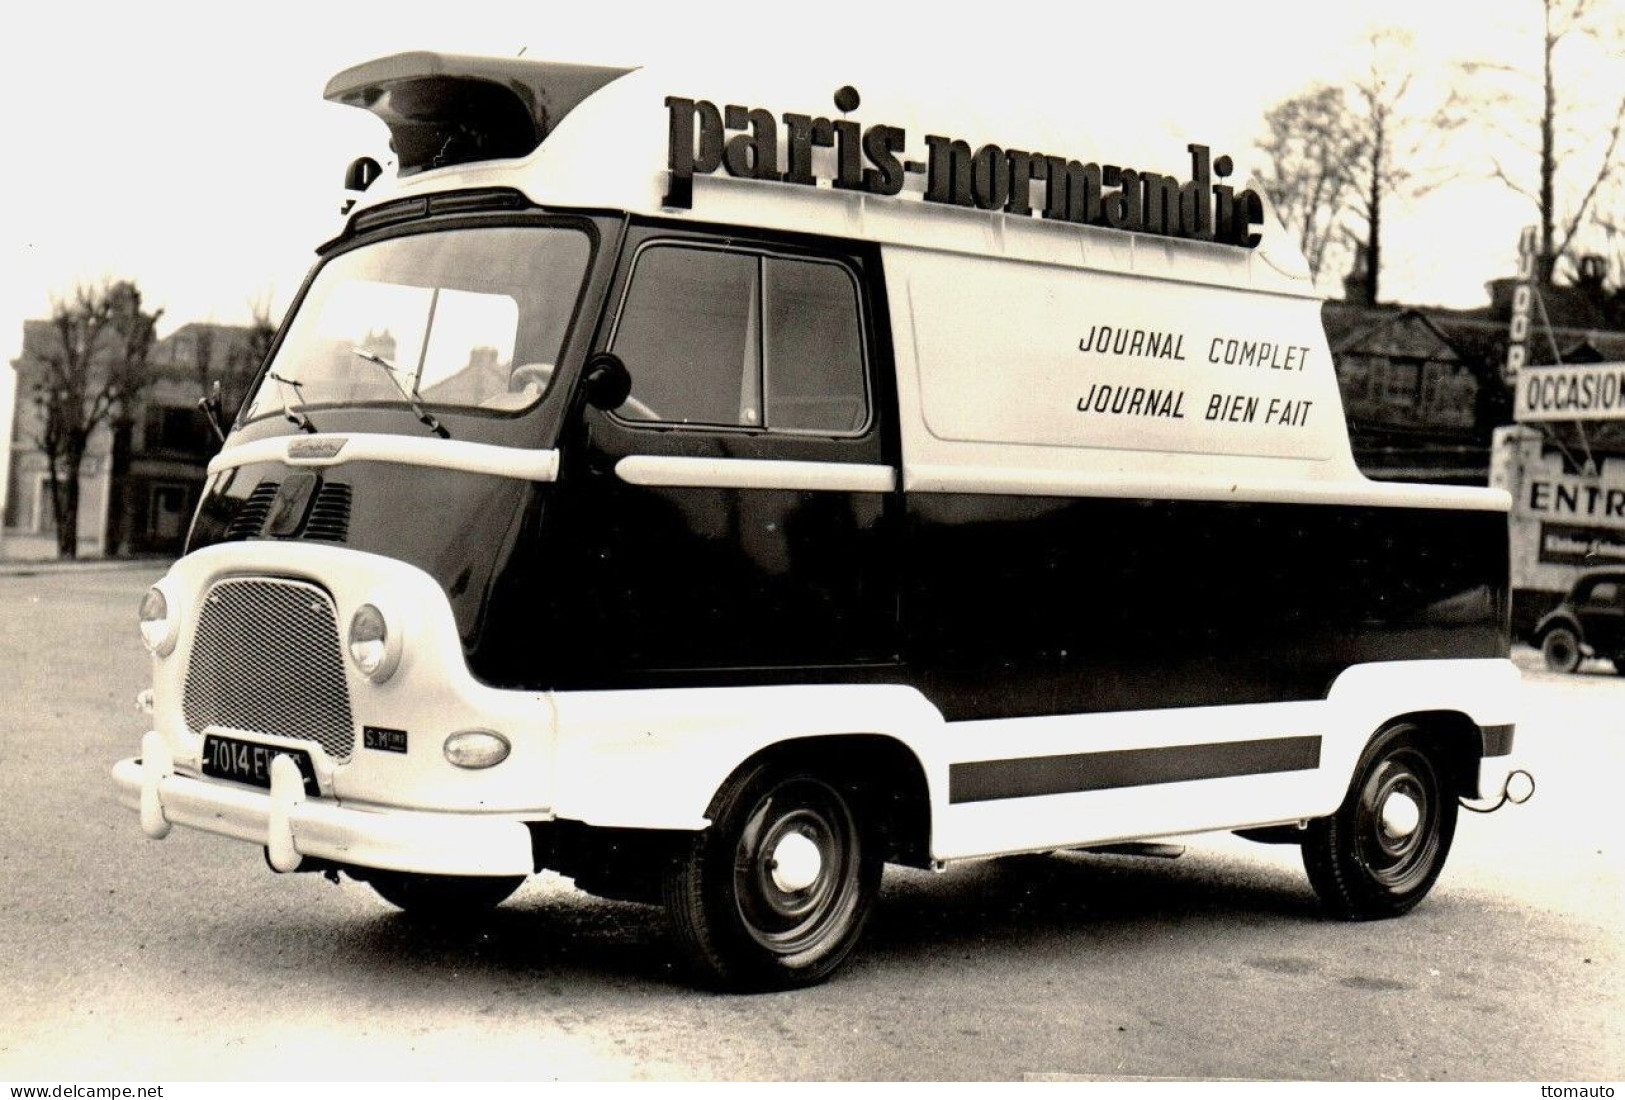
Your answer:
1520,471 -> 1625,529
1514,363 -> 1625,422
1492,426 -> 1625,634
1538,523 -> 1625,566
1503,225 -> 1537,383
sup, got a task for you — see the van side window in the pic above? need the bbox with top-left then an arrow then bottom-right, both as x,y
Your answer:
610,244 -> 868,434
611,247 -> 760,427
763,257 -> 867,432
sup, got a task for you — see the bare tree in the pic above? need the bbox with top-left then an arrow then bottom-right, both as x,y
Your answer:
185,322 -> 219,399
1456,0 -> 1625,284
30,280 -> 162,558
1258,31 -> 1457,304
186,293 -> 279,444
1256,86 -> 1361,283
1342,30 -> 1462,304
230,290 -> 280,417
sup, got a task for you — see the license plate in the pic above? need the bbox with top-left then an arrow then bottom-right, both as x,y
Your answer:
200,734 -> 319,796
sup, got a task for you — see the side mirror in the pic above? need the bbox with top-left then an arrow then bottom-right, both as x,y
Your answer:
344,157 -> 382,192
582,351 -> 632,411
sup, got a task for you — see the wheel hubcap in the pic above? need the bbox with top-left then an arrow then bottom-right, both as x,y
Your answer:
769,831 -> 824,892
1379,791 -> 1421,839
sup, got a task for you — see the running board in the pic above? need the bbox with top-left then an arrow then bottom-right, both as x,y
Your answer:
1075,842 -> 1186,859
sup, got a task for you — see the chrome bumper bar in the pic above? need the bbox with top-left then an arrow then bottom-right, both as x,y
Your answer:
112,732 -> 536,876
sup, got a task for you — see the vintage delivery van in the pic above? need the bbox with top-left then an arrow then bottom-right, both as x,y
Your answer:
114,52 -> 1531,989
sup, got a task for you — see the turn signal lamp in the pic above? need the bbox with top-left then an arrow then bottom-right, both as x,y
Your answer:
444,730 -> 510,769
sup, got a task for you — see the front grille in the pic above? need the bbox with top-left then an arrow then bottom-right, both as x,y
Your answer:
182,578 -> 355,760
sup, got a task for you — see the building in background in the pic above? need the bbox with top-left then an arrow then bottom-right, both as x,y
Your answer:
3,321 -> 257,560
1324,259 -> 1625,638
1324,306 -> 1490,482
1324,265 -> 1625,485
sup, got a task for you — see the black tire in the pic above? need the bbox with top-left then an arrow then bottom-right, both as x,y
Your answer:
663,763 -> 881,991
362,870 -> 525,918
1303,724 -> 1457,920
1542,626 -> 1583,672
1611,657 -> 1625,676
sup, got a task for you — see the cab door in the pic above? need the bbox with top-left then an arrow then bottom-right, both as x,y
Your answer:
548,228 -> 900,686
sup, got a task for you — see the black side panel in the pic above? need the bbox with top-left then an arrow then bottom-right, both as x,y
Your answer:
903,495 -> 1509,720
543,452 -> 897,679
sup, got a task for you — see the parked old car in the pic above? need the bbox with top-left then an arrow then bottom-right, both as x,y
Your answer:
1534,569 -> 1625,673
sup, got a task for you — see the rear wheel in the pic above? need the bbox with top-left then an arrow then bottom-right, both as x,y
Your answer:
663,763 -> 880,991
1542,626 -> 1583,672
1302,725 -> 1456,920
361,870 -> 525,918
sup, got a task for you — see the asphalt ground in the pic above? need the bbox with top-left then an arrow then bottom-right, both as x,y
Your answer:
0,564 -> 1619,1081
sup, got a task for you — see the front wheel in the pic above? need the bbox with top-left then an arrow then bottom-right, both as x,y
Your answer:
1302,725 -> 1457,920
663,764 -> 880,991
361,870 -> 525,919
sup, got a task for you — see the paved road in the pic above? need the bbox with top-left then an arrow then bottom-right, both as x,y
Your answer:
0,566 -> 1620,1081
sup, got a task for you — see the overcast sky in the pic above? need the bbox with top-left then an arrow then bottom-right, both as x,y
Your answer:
2,0 -> 1619,396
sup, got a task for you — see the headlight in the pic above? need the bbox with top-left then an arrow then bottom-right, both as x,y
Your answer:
138,586 -> 177,656
347,603 -> 400,682
444,730 -> 511,769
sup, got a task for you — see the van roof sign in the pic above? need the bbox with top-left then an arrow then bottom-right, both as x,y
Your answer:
330,58 -> 1312,296
324,52 -> 633,176
663,89 -> 1265,248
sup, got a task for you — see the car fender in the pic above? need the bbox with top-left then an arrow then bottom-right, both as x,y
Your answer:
1533,609 -> 1582,643
546,684 -> 946,831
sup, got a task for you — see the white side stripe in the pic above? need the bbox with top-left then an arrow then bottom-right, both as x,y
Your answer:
903,463 -> 1512,512
207,434 -> 561,483
615,455 -> 896,492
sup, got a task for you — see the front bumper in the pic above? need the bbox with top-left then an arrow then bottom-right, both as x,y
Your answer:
113,732 -> 536,876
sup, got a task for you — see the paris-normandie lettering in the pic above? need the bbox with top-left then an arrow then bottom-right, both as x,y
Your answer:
663,90 -> 1266,248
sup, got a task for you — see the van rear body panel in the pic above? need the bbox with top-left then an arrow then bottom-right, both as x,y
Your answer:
903,493 -> 1508,720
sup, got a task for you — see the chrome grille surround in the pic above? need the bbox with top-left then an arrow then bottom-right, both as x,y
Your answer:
181,577 -> 356,760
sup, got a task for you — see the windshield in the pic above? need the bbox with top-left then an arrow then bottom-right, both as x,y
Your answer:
244,225 -> 591,423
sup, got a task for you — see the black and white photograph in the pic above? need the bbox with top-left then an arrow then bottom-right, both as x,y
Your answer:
0,0 -> 1621,1086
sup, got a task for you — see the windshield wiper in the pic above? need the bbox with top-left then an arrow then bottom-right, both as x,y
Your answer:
351,348 -> 449,438
267,371 -> 317,433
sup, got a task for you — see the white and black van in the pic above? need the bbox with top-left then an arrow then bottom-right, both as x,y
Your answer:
115,52 -> 1530,990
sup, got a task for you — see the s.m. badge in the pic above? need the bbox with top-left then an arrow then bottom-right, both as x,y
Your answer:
363,726 -> 408,753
